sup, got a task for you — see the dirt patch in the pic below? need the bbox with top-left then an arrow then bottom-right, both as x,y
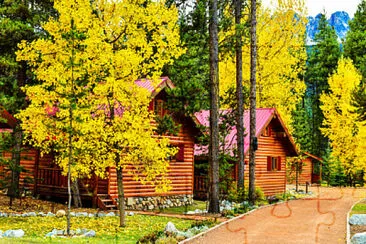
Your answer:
351,225 -> 366,237
0,194 -> 93,213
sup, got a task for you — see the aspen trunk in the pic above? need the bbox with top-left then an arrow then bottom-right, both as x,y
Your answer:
116,165 -> 126,227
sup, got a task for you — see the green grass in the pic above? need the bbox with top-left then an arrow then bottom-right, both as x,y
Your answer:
157,200 -> 207,214
0,215 -> 194,243
351,202 -> 366,216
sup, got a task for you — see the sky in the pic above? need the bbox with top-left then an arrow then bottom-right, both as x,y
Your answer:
262,0 -> 362,17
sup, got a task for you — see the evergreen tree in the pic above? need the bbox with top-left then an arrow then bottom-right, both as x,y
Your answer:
304,13 -> 341,157
0,0 -> 55,114
344,0 -> 366,79
0,0 -> 54,204
164,0 -> 210,116
352,84 -> 366,122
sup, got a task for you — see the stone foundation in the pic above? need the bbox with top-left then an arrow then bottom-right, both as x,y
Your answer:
123,195 -> 193,211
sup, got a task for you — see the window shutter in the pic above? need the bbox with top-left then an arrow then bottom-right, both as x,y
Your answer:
267,156 -> 271,171
277,156 -> 281,170
176,145 -> 185,162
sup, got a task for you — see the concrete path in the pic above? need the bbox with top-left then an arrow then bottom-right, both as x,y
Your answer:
184,187 -> 366,244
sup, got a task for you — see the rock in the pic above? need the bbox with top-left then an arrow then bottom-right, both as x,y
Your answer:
70,212 -> 76,217
38,212 -> 46,217
351,232 -> 366,244
88,213 -> 94,217
350,214 -> 366,225
106,212 -> 115,217
164,222 -> 178,233
21,213 -> 29,217
97,212 -> 106,217
47,212 -> 55,217
148,205 -> 154,210
0,230 -> 3,238
56,210 -> 66,217
128,212 -> 134,216
28,212 -> 37,217
76,212 -> 88,217
186,211 -> 195,215
0,213 -> 8,217
83,230 -> 96,237
166,200 -> 172,206
3,229 -> 24,238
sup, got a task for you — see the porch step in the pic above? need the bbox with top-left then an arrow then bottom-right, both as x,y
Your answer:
97,194 -> 117,210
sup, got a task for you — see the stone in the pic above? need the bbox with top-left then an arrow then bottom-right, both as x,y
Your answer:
28,212 -> 37,217
46,212 -> 55,217
76,212 -> 88,217
106,212 -> 115,217
166,200 -> 172,206
70,212 -> 76,217
38,212 -> 46,217
83,230 -> 96,237
350,214 -> 366,225
186,211 -> 195,215
351,232 -> 366,244
56,210 -> 66,217
88,213 -> 94,217
3,229 -> 24,238
128,212 -> 134,216
97,212 -> 106,217
0,212 -> 8,217
148,205 -> 154,210
21,213 -> 29,217
0,230 -> 3,238
164,222 -> 178,234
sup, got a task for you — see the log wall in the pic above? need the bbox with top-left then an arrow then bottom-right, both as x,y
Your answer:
242,121 -> 291,196
286,157 -> 312,185
108,121 -> 195,198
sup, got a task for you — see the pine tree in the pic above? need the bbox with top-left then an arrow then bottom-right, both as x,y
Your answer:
305,13 -> 341,157
344,0 -> 366,79
0,0 -> 54,205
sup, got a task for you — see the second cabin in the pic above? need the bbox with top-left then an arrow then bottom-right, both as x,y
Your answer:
194,108 -> 299,198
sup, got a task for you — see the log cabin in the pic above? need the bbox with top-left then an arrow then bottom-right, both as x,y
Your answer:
0,77 -> 198,210
286,152 -> 323,185
194,108 -> 299,198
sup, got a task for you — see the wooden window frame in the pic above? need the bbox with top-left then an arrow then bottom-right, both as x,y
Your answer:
262,126 -> 271,137
267,156 -> 281,171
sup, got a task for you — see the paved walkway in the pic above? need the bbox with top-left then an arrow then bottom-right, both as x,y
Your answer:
184,187 -> 366,244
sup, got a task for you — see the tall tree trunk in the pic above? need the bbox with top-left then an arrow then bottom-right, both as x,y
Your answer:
235,0 -> 245,192
116,164 -> 126,227
8,125 -> 22,207
71,179 -> 82,208
249,0 -> 257,205
208,0 -> 220,213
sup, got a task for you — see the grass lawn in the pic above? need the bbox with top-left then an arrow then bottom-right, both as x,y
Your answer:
351,201 -> 366,215
0,215 -> 194,243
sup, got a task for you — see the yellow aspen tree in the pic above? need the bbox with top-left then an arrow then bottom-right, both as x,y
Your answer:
16,0 -> 182,228
320,58 -> 366,178
220,0 -> 307,128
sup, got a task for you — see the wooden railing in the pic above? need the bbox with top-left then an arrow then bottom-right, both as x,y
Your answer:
36,168 -> 67,187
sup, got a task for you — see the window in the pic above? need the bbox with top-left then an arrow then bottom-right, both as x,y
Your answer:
154,99 -> 164,117
267,156 -> 281,171
175,144 -> 185,162
262,126 -> 271,137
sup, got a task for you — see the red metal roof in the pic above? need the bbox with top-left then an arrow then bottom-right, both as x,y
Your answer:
135,76 -> 174,96
194,108 -> 297,156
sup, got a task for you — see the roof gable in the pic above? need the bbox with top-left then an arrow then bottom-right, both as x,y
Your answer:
0,108 -> 17,129
194,108 -> 298,157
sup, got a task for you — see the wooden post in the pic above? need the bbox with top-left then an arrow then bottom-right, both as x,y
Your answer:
92,174 -> 98,208
33,149 -> 40,197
